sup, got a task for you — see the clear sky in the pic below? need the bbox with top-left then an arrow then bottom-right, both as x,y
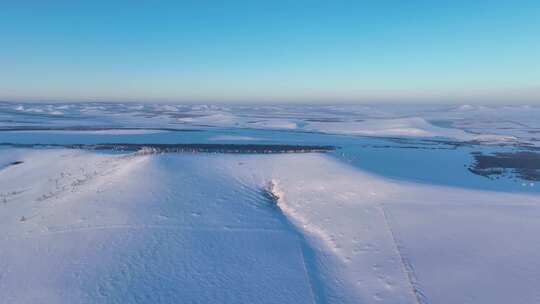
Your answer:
1,1 -> 539,104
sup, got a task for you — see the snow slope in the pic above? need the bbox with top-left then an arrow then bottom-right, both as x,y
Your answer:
0,149 -> 315,304
225,153 -> 540,304
2,148 -> 539,303
304,116 -> 470,138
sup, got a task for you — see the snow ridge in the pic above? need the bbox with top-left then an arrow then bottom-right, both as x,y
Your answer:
265,180 -> 340,256
379,202 -> 429,304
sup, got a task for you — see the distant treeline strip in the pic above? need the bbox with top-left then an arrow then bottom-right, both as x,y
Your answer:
0,143 -> 335,154
468,151 -> 540,181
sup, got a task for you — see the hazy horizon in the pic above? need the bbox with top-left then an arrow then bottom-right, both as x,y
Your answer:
1,1 -> 539,104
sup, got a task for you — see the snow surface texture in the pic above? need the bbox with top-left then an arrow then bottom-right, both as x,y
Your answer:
1,102 -> 540,303
1,150 -> 315,304
1,149 -> 540,304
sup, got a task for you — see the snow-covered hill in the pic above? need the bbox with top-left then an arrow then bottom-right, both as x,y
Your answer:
1,148 -> 539,303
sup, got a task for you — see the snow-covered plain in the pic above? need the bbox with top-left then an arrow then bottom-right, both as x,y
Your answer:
1,102 -> 539,303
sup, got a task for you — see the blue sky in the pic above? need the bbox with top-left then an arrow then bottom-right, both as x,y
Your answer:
1,1 -> 538,103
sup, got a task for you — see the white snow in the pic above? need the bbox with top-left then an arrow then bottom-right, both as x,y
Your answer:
3,102 -> 540,146
1,102 -> 540,303
2,149 -> 539,303
305,116 -> 469,138
247,119 -> 298,130
222,153 -> 540,304
0,150 -> 315,303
